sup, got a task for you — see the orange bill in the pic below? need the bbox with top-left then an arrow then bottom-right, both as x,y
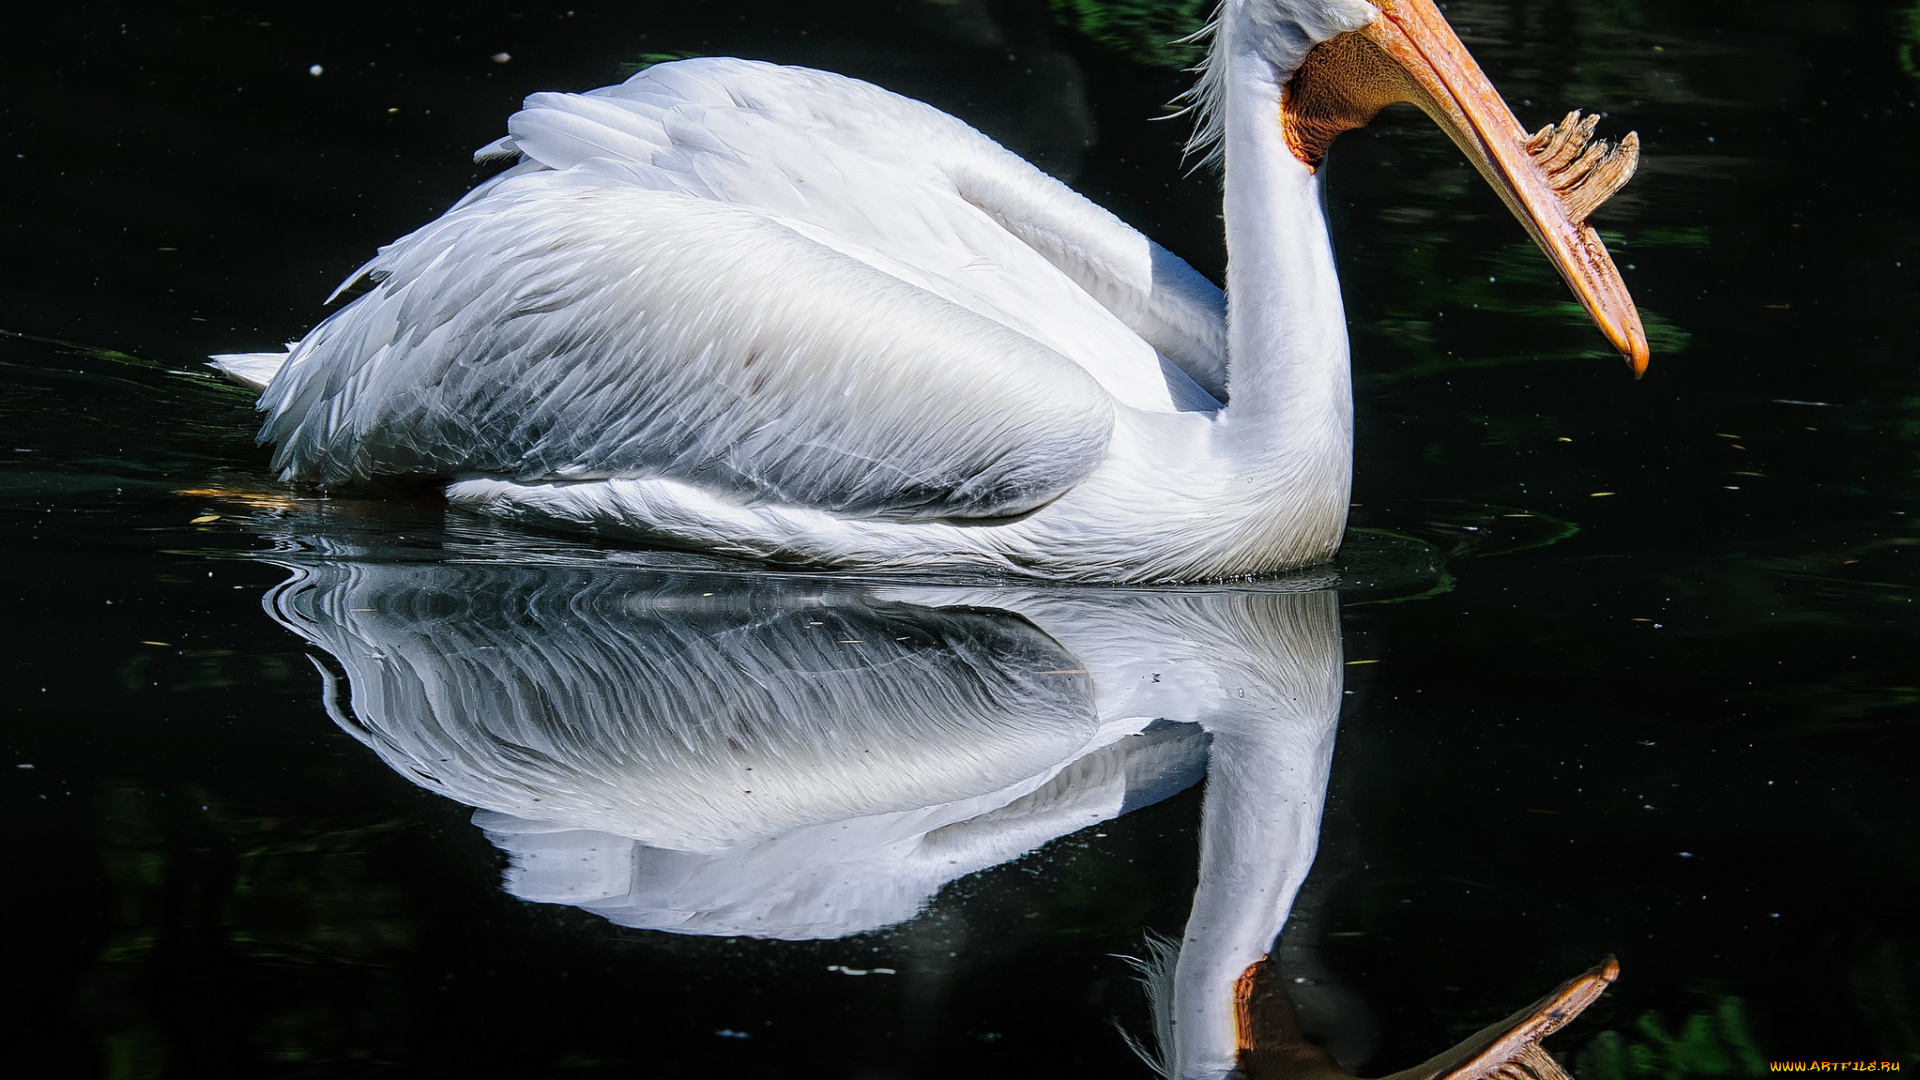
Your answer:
1283,0 -> 1650,375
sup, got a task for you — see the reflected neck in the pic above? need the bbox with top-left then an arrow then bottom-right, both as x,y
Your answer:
1168,592 -> 1344,1080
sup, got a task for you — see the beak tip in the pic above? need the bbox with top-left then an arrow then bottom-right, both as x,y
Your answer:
1607,310 -> 1650,378
1627,341 -> 1649,379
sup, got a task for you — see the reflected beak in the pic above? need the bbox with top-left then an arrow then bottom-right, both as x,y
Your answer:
1283,0 -> 1649,375
1233,953 -> 1619,1080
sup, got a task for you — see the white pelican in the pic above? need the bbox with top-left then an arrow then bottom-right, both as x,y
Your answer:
216,0 -> 1646,582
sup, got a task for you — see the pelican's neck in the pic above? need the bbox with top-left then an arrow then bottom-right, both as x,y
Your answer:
1214,32 -> 1355,554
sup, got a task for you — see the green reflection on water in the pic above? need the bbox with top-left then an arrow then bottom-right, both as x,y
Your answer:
1900,3 -> 1920,82
0,328 -> 251,401
1355,233 -> 1692,385
1575,997 -> 1767,1079
1851,937 -> 1920,1068
1048,0 -> 1209,69
90,784 -> 421,1073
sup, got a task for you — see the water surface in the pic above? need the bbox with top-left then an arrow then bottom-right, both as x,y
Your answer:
4,0 -> 1916,1075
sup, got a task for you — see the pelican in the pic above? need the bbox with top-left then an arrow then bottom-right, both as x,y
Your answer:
215,0 -> 1646,582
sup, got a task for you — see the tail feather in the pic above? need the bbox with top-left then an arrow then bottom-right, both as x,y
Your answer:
208,348 -> 293,391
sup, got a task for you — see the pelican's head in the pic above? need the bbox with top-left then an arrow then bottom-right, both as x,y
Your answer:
1224,0 -> 1650,374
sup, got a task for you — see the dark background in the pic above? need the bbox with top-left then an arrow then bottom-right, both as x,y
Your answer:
4,1 -> 1916,1076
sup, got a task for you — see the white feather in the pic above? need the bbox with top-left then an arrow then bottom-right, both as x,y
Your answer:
209,348 -> 293,391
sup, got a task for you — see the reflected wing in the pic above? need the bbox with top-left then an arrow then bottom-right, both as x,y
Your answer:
271,563 -> 1104,850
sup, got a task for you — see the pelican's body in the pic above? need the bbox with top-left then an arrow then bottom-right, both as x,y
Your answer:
220,0 -> 1646,583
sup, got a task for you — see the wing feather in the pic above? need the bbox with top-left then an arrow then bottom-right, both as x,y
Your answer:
495,60 -> 1227,409
504,96 -> 667,170
260,172 -> 1114,521
259,57 -> 1237,521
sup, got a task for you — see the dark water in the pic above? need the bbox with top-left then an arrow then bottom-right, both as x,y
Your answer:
4,1 -> 1916,1076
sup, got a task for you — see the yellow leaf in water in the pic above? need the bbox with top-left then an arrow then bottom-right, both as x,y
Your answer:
189,514 -> 221,524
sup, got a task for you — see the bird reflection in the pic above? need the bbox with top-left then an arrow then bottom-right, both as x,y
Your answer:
264,558 -> 1609,1080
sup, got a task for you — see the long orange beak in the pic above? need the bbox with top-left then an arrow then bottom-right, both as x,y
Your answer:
1282,0 -> 1649,375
